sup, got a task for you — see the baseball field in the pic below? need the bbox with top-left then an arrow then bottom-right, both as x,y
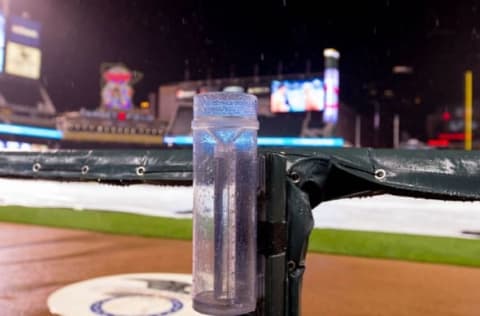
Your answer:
0,204 -> 479,315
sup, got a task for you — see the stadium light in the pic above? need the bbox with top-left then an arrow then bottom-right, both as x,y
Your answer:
323,48 -> 340,59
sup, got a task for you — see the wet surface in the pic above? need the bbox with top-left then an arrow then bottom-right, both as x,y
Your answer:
0,222 -> 479,316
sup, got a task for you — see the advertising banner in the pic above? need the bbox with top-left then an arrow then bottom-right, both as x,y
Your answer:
7,15 -> 41,47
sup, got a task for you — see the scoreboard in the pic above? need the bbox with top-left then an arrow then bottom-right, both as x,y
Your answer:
4,15 -> 42,80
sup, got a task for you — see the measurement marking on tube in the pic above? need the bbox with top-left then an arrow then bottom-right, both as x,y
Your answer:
214,149 -> 237,302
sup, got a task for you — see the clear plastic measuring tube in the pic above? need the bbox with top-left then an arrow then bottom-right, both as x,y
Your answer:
192,92 -> 259,315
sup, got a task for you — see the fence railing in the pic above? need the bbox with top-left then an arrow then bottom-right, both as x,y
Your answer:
0,148 -> 479,315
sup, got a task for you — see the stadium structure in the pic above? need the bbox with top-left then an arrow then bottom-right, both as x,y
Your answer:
0,12 -> 169,149
159,49 -> 355,148
0,11 -> 473,151
56,63 -> 167,148
0,12 -> 58,150
0,17 -> 353,151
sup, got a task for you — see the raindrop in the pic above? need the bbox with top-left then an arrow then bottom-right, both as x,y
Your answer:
373,26 -> 377,35
260,53 -> 265,61
282,0 -> 287,7
435,17 -> 440,27
385,0 -> 390,7
182,17 -> 187,25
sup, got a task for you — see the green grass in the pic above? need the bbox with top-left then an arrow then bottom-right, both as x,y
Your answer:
0,205 -> 192,240
309,229 -> 480,267
0,206 -> 478,267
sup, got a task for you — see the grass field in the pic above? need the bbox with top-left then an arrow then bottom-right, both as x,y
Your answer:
0,206 -> 479,267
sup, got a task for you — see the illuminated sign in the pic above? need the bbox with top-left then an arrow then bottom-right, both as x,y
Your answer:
0,141 -> 46,151
12,25 -> 38,40
101,65 -> 134,110
5,41 -> 41,79
271,79 -> 324,113
323,48 -> 340,124
4,15 -> 42,79
164,136 -> 344,147
176,89 -> 197,99
8,15 -> 41,47
117,111 -> 127,121
0,123 -> 62,139
247,86 -> 270,95
427,139 -> 449,148
323,69 -> 339,122
438,133 -> 464,141
78,109 -> 154,122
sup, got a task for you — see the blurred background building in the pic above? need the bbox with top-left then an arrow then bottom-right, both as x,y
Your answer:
0,7 -> 57,151
0,0 -> 478,151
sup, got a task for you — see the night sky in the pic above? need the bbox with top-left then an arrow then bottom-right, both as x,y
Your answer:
8,0 -> 480,114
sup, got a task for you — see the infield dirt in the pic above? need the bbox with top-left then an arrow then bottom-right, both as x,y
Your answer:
0,223 -> 478,316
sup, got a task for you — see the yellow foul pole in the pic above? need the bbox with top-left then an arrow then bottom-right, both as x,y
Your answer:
465,70 -> 473,150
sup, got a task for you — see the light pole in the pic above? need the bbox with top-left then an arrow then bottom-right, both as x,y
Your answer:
465,70 -> 473,150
